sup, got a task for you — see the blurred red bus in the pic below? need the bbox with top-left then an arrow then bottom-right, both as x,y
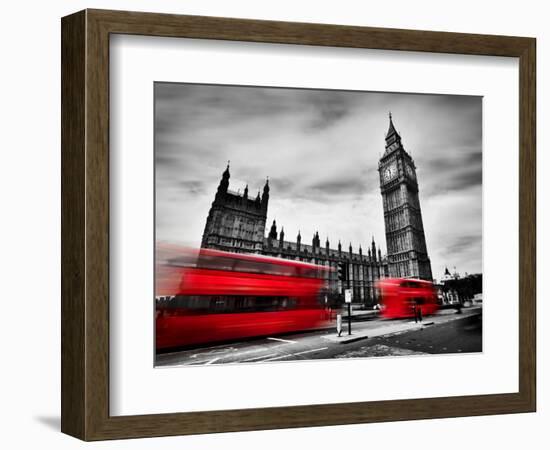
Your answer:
155,247 -> 333,350
376,277 -> 438,319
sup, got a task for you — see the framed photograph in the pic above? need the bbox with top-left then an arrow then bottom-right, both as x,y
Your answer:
61,9 -> 536,441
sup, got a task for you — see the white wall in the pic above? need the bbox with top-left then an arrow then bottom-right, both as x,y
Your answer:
0,1 -> 546,448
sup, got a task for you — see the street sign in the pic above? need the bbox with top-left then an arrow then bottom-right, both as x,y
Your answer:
344,290 -> 352,335
344,289 -> 352,303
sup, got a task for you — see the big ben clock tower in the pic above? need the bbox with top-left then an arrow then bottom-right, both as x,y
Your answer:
379,113 -> 432,281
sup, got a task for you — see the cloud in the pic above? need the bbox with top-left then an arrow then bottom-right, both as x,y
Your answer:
178,180 -> 206,195
308,178 -> 366,197
155,83 -> 483,279
422,149 -> 482,196
443,235 -> 482,256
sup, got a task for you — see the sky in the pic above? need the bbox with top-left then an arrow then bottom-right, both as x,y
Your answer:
155,82 -> 482,281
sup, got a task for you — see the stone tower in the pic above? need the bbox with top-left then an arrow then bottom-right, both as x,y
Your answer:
378,114 -> 432,280
201,163 -> 268,253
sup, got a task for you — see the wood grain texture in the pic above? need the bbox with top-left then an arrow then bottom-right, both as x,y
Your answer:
61,10 -> 86,439
518,38 -> 536,410
89,8 -> 532,56
61,8 -> 537,441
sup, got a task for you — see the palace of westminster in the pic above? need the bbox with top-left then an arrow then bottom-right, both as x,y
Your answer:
201,115 -> 433,305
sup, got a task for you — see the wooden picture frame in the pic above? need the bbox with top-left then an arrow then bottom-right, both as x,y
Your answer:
61,9 -> 536,441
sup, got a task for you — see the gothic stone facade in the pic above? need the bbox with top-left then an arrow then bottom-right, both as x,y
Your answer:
378,114 -> 433,280
201,164 -> 268,254
201,115 -> 432,303
201,165 -> 388,305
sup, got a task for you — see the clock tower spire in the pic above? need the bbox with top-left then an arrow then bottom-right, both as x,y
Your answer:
378,114 -> 432,280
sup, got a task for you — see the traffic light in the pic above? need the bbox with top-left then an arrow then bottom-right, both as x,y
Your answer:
337,262 -> 347,281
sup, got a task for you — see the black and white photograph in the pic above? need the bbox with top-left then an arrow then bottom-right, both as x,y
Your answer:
3,0 -> 543,447
154,82 -> 483,366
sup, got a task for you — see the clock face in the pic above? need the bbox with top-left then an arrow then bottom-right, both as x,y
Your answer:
383,162 -> 397,182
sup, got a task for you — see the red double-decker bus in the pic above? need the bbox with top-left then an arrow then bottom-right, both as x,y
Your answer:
376,277 -> 438,319
155,246 -> 333,350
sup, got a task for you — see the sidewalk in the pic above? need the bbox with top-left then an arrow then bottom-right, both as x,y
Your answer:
323,320 -> 426,344
323,305 -> 481,344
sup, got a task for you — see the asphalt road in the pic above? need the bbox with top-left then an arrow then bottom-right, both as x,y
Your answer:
155,307 -> 482,367
335,312 -> 482,358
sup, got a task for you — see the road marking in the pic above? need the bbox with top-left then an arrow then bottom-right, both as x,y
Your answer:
267,337 -> 297,344
164,344 -> 293,366
261,347 -> 329,362
202,347 -> 236,354
234,347 -> 274,356
229,346 -> 285,359
241,353 -> 279,362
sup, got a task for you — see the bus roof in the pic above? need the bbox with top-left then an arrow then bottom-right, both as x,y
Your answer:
157,244 -> 333,272
197,247 -> 333,271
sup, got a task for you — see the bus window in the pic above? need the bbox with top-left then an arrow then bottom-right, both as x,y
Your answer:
197,254 -> 236,271
233,259 -> 295,276
296,266 -> 320,279
157,295 -> 306,314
